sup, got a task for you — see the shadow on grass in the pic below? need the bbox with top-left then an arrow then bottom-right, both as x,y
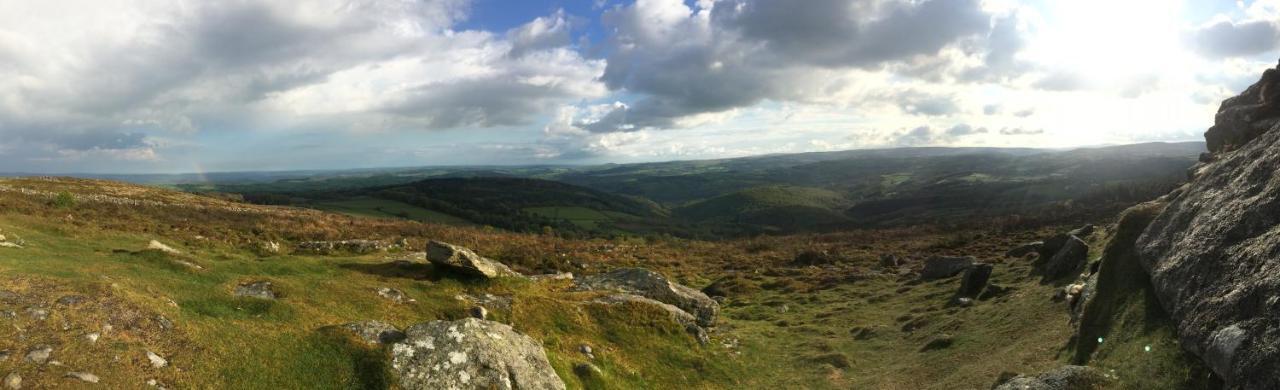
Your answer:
338,260 -> 491,283
307,328 -> 394,389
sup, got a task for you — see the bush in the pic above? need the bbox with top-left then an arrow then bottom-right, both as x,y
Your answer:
52,191 -> 76,208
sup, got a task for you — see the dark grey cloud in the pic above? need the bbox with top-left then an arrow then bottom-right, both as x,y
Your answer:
1185,19 -> 1280,59
385,77 -> 582,129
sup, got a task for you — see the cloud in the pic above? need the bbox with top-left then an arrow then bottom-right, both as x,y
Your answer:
1185,19 -> 1280,58
581,0 -> 1002,132
998,127 -> 1044,136
0,1 -> 606,171
887,123 -> 986,146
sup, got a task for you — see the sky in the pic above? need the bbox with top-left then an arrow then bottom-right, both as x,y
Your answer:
1,0 -> 1279,174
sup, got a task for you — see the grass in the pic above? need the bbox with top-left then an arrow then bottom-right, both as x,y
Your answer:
1068,202 -> 1221,389
0,177 -> 1203,388
310,196 -> 473,226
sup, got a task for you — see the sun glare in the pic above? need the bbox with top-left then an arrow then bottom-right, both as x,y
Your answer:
1034,0 -> 1190,84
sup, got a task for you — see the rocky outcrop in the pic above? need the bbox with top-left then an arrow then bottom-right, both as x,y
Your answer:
992,365 -> 1110,390
1204,61 -> 1280,153
919,256 -> 974,280
390,318 -> 565,390
426,241 -> 523,279
1136,62 -> 1280,390
574,268 -> 719,327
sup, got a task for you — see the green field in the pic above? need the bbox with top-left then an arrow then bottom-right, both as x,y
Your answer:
311,197 -> 473,226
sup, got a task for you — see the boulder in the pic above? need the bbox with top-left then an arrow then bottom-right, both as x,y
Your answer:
390,318 -> 565,390
879,254 -> 900,268
24,346 -> 51,364
591,294 -> 709,344
957,263 -> 993,298
574,268 -> 719,327
338,320 -> 406,345
233,281 -> 278,300
919,256 -> 975,280
1040,236 -> 1088,280
4,372 -> 19,389
1136,62 -> 1280,390
1005,242 -> 1043,258
992,365 -> 1110,390
426,241 -> 522,279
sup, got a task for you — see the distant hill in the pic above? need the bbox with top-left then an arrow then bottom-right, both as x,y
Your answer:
296,177 -> 677,237
674,186 -> 851,232
164,142 -> 1204,236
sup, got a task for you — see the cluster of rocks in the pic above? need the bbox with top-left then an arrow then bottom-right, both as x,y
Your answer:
295,239 -> 391,255
1004,225 -> 1094,283
916,255 -> 1005,304
0,286 -> 176,389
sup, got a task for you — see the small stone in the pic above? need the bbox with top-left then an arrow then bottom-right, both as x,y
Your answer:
233,281 -> 277,300
954,297 -> 974,307
65,372 -> 99,383
24,346 -> 52,364
25,307 -> 48,321
55,295 -> 87,306
147,240 -> 181,254
3,372 -> 19,389
146,350 -> 168,368
919,335 -> 955,352
85,332 -> 100,343
579,344 -> 593,355
469,306 -> 488,320
377,287 -> 414,304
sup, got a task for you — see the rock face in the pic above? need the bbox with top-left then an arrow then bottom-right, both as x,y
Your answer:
390,318 -> 565,390
1136,61 -> 1280,390
1204,62 -> 1280,153
919,256 -> 974,280
574,268 -> 719,327
426,241 -> 522,279
957,263 -> 992,298
1040,236 -> 1088,280
992,365 -> 1109,390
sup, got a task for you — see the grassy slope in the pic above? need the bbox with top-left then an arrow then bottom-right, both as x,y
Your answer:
0,177 -> 1121,388
674,186 -> 851,232
1068,202 -> 1220,389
